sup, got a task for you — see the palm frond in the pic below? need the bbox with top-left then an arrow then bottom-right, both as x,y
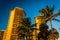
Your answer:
52,18 -> 60,22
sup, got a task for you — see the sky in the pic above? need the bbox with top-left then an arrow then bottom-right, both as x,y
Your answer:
0,0 -> 60,38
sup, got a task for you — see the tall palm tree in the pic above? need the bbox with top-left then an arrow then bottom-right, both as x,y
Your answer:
45,6 -> 59,40
39,5 -> 59,40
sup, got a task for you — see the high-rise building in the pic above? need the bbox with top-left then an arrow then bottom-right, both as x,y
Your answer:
0,30 -> 5,40
3,7 -> 25,40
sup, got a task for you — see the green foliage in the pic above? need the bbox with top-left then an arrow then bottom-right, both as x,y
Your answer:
39,5 -> 54,18
17,18 -> 31,40
37,23 -> 49,40
37,5 -> 59,40
22,18 -> 31,27
39,23 -> 48,32
48,28 -> 59,40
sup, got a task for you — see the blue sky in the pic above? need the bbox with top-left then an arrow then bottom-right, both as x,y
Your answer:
0,0 -> 60,35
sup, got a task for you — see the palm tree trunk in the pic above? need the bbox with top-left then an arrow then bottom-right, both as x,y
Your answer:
50,19 -> 52,29
50,19 -> 54,40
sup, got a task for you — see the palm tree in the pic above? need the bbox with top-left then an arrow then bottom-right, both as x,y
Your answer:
45,6 -> 60,40
37,23 -> 49,40
17,18 -> 32,40
17,26 -> 27,40
48,28 -> 59,40
39,5 -> 60,40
